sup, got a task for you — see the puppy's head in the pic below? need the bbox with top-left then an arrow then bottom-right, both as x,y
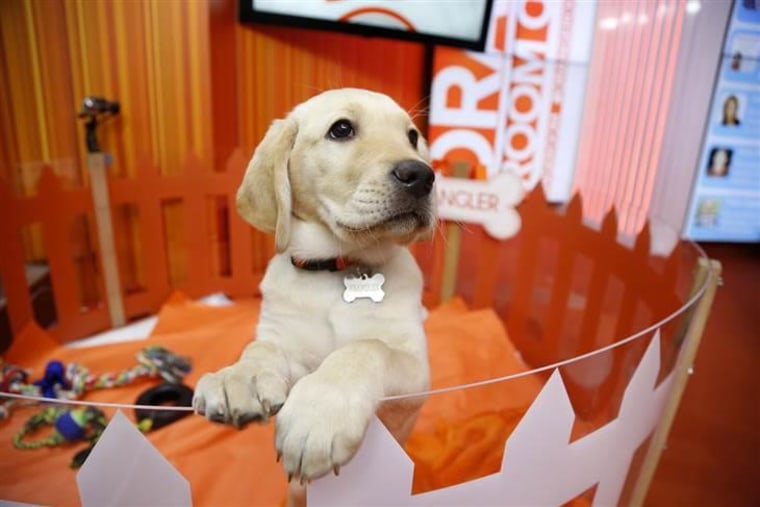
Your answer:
237,88 -> 436,252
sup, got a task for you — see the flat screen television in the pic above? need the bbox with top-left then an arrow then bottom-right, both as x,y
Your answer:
239,0 -> 494,51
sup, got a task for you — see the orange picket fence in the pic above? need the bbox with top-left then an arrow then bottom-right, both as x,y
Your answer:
2,152 -> 695,369
0,150 -> 268,347
0,151 -> 720,503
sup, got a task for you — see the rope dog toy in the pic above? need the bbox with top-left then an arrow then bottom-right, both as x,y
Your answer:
0,360 -> 35,419
12,383 -> 194,469
1,346 -> 191,420
13,406 -> 107,449
13,406 -> 107,468
1,346 -> 190,401
64,346 -> 191,398
4,346 -> 192,468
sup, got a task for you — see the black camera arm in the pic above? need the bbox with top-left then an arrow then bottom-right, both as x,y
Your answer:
78,97 -> 120,153
84,117 -> 100,153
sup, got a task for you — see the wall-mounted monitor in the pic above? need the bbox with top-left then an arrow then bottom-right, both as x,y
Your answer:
239,0 -> 494,51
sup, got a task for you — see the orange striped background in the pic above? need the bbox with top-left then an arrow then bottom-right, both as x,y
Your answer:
0,0 -> 214,186
0,0 -> 427,286
237,23 -> 428,149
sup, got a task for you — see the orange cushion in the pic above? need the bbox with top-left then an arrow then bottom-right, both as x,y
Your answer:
1,295 -> 539,505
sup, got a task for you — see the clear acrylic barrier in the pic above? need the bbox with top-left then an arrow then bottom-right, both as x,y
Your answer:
0,220 -> 711,506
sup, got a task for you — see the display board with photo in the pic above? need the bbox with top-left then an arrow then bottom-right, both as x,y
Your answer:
686,0 -> 760,242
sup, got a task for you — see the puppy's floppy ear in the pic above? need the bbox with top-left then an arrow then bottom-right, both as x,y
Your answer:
236,118 -> 298,252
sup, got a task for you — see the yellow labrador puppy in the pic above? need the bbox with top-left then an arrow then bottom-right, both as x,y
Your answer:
193,89 -> 435,487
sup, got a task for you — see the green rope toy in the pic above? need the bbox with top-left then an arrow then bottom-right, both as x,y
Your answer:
13,406 -> 107,467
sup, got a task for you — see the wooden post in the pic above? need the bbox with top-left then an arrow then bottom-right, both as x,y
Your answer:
629,258 -> 722,505
439,162 -> 469,302
0,181 -> 33,337
88,152 -> 126,327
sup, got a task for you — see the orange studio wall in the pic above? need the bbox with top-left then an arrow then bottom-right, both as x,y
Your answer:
1,0 -> 429,332
0,0 -> 213,293
234,22 -> 429,150
1,0 -> 429,189
0,0 -> 213,187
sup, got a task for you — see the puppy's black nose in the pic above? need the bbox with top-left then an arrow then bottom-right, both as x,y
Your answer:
391,160 -> 435,198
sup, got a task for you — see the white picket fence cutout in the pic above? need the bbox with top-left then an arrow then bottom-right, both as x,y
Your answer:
309,331 -> 672,506
73,331 -> 672,507
77,410 -> 192,507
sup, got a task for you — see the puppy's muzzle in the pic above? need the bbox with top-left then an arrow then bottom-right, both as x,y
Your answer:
391,160 -> 435,198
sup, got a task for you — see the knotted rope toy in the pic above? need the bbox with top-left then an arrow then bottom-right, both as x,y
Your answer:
0,360 -> 35,419
13,406 -> 107,449
3,346 -> 191,466
63,345 -> 191,398
13,406 -> 107,468
1,345 -> 191,423
1,345 -> 190,402
1,361 -> 32,393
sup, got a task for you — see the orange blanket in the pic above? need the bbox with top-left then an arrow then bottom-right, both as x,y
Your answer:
0,295 -> 541,505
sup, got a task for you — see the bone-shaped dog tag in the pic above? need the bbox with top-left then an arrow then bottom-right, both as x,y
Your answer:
343,273 -> 385,303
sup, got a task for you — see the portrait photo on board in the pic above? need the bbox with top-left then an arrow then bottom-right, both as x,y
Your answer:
706,147 -> 733,177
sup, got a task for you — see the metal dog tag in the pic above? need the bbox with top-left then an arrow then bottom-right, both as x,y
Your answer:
343,273 -> 385,303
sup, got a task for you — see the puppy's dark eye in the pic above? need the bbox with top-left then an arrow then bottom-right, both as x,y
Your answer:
408,129 -> 419,149
328,119 -> 355,140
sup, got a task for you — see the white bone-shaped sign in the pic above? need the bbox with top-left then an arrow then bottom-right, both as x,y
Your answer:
436,171 -> 525,240
343,273 -> 386,303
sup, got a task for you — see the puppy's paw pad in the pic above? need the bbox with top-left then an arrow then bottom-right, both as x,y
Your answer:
275,376 -> 371,480
193,366 -> 287,427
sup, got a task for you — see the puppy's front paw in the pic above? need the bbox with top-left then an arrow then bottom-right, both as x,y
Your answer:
193,363 -> 288,428
275,374 -> 373,482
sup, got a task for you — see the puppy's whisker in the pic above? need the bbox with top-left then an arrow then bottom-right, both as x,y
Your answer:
409,106 -> 430,120
368,227 -> 380,246
442,219 -> 474,237
439,225 -> 450,248
432,220 -> 449,248
409,106 -> 430,115
407,95 -> 430,117
410,111 -> 429,122
458,221 -> 475,234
